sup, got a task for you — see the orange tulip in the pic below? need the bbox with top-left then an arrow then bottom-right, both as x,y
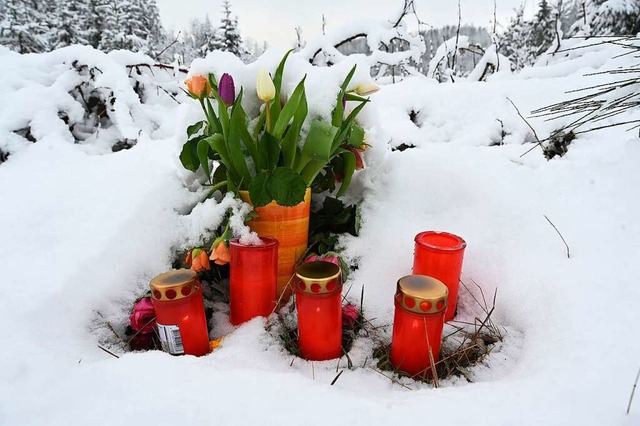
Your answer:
185,76 -> 211,98
209,240 -> 230,265
190,248 -> 211,272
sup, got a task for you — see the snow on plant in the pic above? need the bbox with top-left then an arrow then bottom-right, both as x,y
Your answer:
179,50 -> 373,208
297,4 -> 425,83
0,46 -> 186,160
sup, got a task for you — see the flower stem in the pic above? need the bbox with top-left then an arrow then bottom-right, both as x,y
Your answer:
265,101 -> 272,133
203,180 -> 228,201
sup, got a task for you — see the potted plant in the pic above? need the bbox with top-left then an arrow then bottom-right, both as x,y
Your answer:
180,51 -> 375,302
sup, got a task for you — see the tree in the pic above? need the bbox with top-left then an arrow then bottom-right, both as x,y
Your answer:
98,0 -> 165,54
590,0 -> 640,35
182,14 -> 219,61
530,0 -> 557,57
500,5 -> 535,70
0,0 -> 51,53
217,0 -> 243,56
51,0 -> 90,49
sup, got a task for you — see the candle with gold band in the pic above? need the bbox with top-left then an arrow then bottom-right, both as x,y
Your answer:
294,261 -> 343,361
150,269 -> 210,356
390,275 -> 448,378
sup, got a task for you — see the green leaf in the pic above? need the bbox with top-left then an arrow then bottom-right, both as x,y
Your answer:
347,124 -> 365,148
296,120 -> 339,173
207,134 -> 237,183
331,65 -> 357,127
204,99 -> 222,134
340,65 -> 357,92
332,100 -> 367,152
179,137 -> 201,172
273,49 -> 293,93
187,121 -> 204,137
272,76 -> 306,140
213,163 -> 227,184
336,150 -> 356,197
197,138 -> 211,181
248,172 -> 272,207
345,93 -> 370,103
300,159 -> 328,187
253,108 -> 267,141
240,126 -> 258,168
268,168 -> 307,207
282,93 -> 307,169
269,50 -> 293,125
208,73 -> 218,92
212,91 -> 230,139
227,90 -> 251,185
258,132 -> 281,171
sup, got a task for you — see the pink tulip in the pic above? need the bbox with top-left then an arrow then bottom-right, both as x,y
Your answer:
129,297 -> 156,333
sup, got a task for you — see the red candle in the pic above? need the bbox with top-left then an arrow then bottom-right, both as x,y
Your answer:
390,275 -> 448,378
229,237 -> 278,325
150,269 -> 210,356
295,261 -> 343,361
413,231 -> 466,322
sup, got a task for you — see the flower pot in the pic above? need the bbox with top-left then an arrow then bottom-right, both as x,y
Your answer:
239,188 -> 311,305
229,237 -> 278,325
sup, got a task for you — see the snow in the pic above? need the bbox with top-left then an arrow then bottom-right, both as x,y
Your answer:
1,37 -> 640,426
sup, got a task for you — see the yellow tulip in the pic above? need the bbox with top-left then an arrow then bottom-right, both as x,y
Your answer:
256,68 -> 276,102
354,82 -> 380,96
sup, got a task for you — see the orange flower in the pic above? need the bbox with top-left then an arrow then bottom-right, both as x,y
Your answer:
209,240 -> 230,265
185,76 -> 211,98
209,337 -> 223,352
189,248 -> 211,272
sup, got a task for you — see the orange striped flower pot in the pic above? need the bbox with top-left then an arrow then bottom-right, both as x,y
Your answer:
239,188 -> 311,305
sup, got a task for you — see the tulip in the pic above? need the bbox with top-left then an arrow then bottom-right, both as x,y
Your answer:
354,82 -> 380,96
209,240 -> 230,266
304,254 -> 340,266
219,73 -> 235,106
346,146 -> 365,170
129,297 -> 156,333
189,248 -> 211,272
185,75 -> 211,98
342,303 -> 359,329
256,69 -> 276,102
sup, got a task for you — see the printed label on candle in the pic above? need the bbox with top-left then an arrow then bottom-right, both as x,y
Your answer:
157,323 -> 184,355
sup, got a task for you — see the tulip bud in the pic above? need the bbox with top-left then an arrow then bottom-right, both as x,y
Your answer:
256,68 -> 276,102
219,73 -> 235,106
185,75 -> 211,98
209,240 -> 230,266
354,82 -> 380,96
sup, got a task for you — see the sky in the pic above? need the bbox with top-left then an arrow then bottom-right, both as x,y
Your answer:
156,0 -> 535,48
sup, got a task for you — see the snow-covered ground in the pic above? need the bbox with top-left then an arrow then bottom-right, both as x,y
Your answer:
0,40 -> 639,426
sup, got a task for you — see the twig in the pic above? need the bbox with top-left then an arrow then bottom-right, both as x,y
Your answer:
98,345 -> 120,359
451,0 -> 461,72
154,31 -> 181,61
370,367 -> 413,390
424,317 -> 440,388
506,98 -> 545,156
553,13 -> 562,54
330,370 -> 344,385
628,367 -> 640,415
543,215 -> 571,259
